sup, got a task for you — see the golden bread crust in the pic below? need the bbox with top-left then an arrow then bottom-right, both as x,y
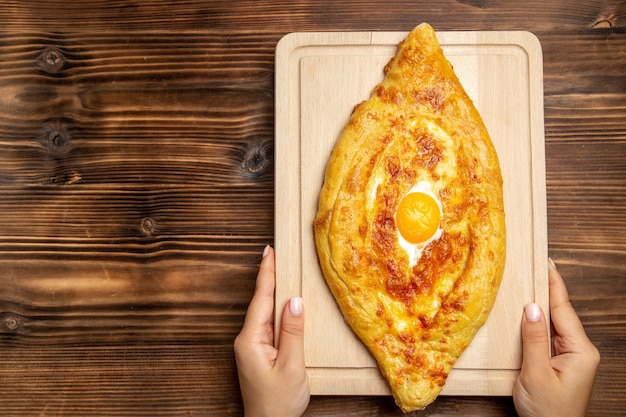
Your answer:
313,23 -> 506,412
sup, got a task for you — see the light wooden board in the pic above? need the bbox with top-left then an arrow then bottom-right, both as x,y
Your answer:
274,29 -> 548,397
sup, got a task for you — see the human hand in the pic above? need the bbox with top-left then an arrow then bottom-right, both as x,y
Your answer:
234,246 -> 310,417
513,259 -> 600,417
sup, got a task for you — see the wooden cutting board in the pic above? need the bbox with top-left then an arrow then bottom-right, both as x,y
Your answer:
274,28 -> 548,397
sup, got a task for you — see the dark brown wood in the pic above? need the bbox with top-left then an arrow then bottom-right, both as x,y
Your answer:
0,1 -> 624,416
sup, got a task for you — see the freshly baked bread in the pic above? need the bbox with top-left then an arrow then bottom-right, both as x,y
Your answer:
313,23 -> 506,412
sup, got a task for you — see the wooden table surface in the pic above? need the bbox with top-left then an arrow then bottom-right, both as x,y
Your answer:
0,1 -> 623,416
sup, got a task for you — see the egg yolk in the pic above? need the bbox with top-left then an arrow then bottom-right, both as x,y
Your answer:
396,192 -> 441,244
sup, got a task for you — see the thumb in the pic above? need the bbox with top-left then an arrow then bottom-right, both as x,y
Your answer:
520,303 -> 551,373
276,297 -> 305,369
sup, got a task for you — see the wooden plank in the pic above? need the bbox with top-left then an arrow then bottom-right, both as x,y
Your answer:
0,0 -> 621,32
275,29 -> 548,396
0,344 -> 241,416
0,1 -> 623,415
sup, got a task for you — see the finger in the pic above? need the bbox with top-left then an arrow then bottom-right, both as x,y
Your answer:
242,246 -> 276,330
548,261 -> 587,345
520,303 -> 552,372
276,297 -> 306,371
548,261 -> 598,360
548,259 -> 571,310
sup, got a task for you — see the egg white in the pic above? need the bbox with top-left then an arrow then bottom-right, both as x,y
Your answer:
397,181 -> 443,267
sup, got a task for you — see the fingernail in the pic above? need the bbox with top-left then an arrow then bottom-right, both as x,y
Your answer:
524,303 -> 542,322
289,297 -> 303,317
548,257 -> 556,270
262,245 -> 271,259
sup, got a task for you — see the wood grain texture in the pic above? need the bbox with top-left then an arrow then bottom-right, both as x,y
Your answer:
0,1 -> 624,416
275,29 -> 548,397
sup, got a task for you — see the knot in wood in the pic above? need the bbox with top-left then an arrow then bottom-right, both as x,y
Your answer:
6,317 -> 18,330
40,119 -> 72,150
242,141 -> 271,176
48,129 -> 67,149
141,217 -> 156,235
3,314 -> 20,332
38,46 -> 65,73
591,15 -> 616,28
